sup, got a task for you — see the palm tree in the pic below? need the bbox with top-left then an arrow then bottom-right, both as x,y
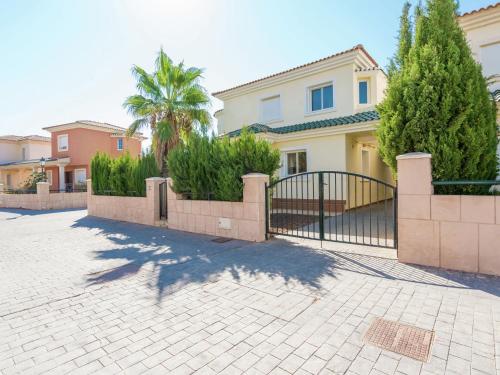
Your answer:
124,49 -> 211,175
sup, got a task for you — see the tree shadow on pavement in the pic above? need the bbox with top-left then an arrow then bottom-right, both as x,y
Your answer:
73,216 -> 500,301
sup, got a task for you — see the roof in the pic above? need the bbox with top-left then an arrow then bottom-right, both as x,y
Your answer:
225,110 -> 380,137
42,120 -> 145,139
0,157 -> 58,167
0,135 -> 51,142
459,2 -> 500,17
212,45 -> 379,97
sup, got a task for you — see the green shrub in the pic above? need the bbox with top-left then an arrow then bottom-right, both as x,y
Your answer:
90,151 -> 160,196
167,129 -> 280,201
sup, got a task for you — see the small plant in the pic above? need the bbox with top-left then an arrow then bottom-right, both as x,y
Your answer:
22,172 -> 46,191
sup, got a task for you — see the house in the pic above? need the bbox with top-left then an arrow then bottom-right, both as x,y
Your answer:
213,45 -> 391,185
0,135 -> 51,189
0,121 -> 144,191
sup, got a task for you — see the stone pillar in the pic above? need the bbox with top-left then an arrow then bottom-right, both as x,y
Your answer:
86,179 -> 93,215
0,183 -> 3,193
146,177 -> 166,225
36,181 -> 50,210
396,153 -> 439,267
242,173 -> 270,242
58,165 -> 65,191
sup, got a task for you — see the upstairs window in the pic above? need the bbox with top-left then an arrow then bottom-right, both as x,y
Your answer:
286,151 -> 307,175
57,134 -> 68,151
359,80 -> 369,104
261,96 -> 281,123
310,84 -> 334,112
22,147 -> 26,160
117,138 -> 124,151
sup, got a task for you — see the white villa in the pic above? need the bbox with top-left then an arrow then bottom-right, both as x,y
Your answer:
213,2 -> 500,182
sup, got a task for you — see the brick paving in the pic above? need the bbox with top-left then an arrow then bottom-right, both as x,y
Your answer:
1,208 -> 500,374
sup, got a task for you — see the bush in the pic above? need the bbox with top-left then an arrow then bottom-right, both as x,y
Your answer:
377,0 -> 498,194
90,151 -> 160,196
167,129 -> 280,201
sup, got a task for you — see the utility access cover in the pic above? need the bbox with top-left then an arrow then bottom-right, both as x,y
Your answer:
363,317 -> 435,362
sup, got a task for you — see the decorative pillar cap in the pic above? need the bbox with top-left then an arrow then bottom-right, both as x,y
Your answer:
396,152 -> 432,160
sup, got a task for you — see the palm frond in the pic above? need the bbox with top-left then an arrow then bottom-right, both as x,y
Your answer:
126,118 -> 149,137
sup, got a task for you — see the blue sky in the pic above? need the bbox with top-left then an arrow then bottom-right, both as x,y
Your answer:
0,0 -> 494,142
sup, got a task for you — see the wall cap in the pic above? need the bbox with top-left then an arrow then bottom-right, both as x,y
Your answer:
242,173 -> 269,179
396,152 -> 432,160
145,177 -> 167,182
36,182 -> 50,186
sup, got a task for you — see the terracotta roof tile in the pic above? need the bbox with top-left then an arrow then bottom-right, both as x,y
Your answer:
459,2 -> 500,17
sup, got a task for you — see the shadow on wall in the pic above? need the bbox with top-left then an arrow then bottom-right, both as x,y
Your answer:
72,216 -> 500,302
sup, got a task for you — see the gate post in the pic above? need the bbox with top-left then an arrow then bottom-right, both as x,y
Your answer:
318,172 -> 325,240
145,177 -> 166,225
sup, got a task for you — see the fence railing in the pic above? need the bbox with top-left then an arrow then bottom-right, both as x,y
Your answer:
50,187 -> 87,193
432,180 -> 500,195
3,189 -> 37,194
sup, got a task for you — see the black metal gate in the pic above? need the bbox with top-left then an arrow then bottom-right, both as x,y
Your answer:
159,181 -> 168,220
265,171 -> 397,248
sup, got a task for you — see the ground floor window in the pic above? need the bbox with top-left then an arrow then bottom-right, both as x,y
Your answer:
6,174 -> 12,188
286,151 -> 307,175
74,169 -> 87,186
46,170 -> 53,185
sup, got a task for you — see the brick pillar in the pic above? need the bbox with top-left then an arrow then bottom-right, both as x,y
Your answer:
86,179 -> 93,215
145,177 -> 166,226
396,153 -> 439,267
242,173 -> 270,242
36,181 -> 50,210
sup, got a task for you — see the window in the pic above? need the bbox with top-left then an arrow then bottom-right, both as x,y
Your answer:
362,149 -> 370,175
46,170 -> 53,185
359,80 -> 369,104
261,96 -> 281,123
57,134 -> 68,151
6,174 -> 12,188
74,169 -> 87,185
310,84 -> 334,112
117,138 -> 124,151
22,147 -> 26,160
286,151 -> 307,175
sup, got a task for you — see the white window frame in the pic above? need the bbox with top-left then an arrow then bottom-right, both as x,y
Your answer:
306,81 -> 335,115
358,79 -> 370,105
117,138 -> 124,151
74,168 -> 87,186
259,94 -> 282,124
280,146 -> 309,177
57,134 -> 69,152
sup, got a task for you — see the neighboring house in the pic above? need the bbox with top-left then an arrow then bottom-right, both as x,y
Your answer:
0,121 -> 144,191
0,135 -> 51,189
213,45 -> 391,185
458,2 -> 500,171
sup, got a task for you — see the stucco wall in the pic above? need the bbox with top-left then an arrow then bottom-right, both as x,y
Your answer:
0,141 -> 21,163
397,153 -> 500,277
50,128 -> 142,165
167,174 -> 269,242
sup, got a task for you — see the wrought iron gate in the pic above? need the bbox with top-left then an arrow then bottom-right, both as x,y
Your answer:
159,181 -> 168,220
265,171 -> 397,248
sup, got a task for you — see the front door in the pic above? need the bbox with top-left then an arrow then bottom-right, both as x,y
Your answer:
64,171 -> 73,192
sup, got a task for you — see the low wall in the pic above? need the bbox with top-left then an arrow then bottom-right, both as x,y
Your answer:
0,183 -> 86,210
166,174 -> 269,242
86,178 -> 165,226
397,153 -> 500,276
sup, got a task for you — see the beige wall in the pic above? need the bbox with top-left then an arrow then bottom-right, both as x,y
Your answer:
167,174 -> 269,242
0,139 -> 50,163
397,153 -> 500,277
459,6 -> 500,91
0,182 -> 86,210
0,141 -> 20,163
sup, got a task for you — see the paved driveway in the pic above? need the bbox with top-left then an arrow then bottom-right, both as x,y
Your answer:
1,209 -> 499,375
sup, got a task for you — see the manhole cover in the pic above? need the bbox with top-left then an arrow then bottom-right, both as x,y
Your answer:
363,317 -> 435,362
212,237 -> 232,243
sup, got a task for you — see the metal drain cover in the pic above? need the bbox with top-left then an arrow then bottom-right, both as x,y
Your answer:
363,317 -> 435,362
211,237 -> 232,243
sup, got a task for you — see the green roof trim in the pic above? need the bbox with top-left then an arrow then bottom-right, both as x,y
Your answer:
226,110 -> 380,137
493,89 -> 500,102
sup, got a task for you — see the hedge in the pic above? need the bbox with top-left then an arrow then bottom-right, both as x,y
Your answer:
167,130 -> 280,201
90,152 -> 160,196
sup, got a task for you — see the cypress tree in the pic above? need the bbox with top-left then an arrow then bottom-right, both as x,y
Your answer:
377,0 -> 498,193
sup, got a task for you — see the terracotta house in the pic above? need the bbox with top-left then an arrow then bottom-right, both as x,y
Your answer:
39,121 -> 144,191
